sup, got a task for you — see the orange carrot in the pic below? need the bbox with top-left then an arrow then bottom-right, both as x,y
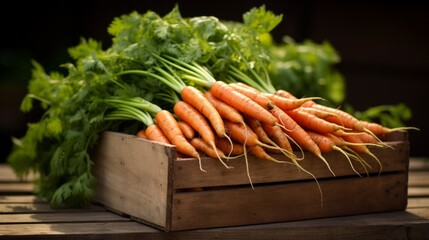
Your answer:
174,100 -> 231,169
136,129 -> 146,138
299,107 -> 341,120
339,134 -> 382,174
190,137 -> 228,159
246,115 -> 298,160
244,115 -> 274,146
248,145 -> 282,162
359,120 -> 419,136
270,107 -> 335,176
155,110 -> 200,160
181,85 -> 225,138
307,131 -> 361,176
286,109 -> 350,134
224,120 -> 280,150
265,93 -> 323,111
261,121 -> 293,155
358,131 -> 382,144
204,91 -> 244,124
210,81 -> 277,126
275,89 -> 299,99
174,101 -> 215,145
229,83 -> 276,110
215,137 -> 244,156
178,120 -> 195,140
276,89 -> 316,108
145,124 -> 171,145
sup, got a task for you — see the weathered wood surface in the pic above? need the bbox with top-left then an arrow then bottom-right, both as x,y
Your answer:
0,157 -> 428,239
92,132 -> 176,229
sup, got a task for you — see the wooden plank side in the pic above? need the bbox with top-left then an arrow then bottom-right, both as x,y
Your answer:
173,141 -> 409,189
408,171 -> 429,187
0,222 -> 158,236
0,203 -> 104,213
0,195 -> 40,203
0,164 -> 37,182
0,183 -> 33,194
407,198 -> 429,208
92,131 -> 175,229
171,173 -> 408,231
0,164 -> 19,182
409,157 -> 429,171
408,187 -> 429,197
0,212 -> 129,224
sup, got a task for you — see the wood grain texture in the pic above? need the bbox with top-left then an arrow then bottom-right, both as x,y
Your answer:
171,173 -> 408,230
92,131 -> 176,229
173,140 -> 409,189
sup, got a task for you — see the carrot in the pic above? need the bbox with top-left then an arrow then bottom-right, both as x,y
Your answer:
359,120 -> 419,136
204,91 -> 245,157
174,100 -> 232,169
204,91 -> 244,124
210,81 -> 277,126
245,115 -> 297,160
299,107 -> 341,120
136,129 -> 146,138
174,101 -> 215,145
358,131 -> 381,144
244,115 -> 275,146
190,137 -> 228,159
275,89 -> 299,99
261,121 -> 294,156
144,124 -> 171,145
248,145 -> 283,162
178,120 -> 195,140
265,93 -> 323,111
339,134 -> 382,174
229,83 -> 276,110
224,120 -> 281,151
181,85 -> 225,138
286,108 -> 350,134
270,107 -> 335,176
307,131 -> 361,176
215,137 -> 244,156
155,110 -> 203,171
276,89 -> 316,108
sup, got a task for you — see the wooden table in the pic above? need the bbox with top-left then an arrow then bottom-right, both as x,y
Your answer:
1,158 -> 428,240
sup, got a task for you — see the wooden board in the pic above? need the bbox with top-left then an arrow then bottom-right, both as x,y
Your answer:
173,140 -> 409,189
170,173 -> 407,230
92,132 -> 176,229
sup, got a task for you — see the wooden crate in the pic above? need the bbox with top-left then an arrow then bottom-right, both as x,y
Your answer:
92,131 -> 409,231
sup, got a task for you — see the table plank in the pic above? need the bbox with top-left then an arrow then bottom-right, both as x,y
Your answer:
0,212 -> 130,224
0,203 -> 104,213
409,157 -> 429,171
408,171 -> 429,187
408,187 -> 429,197
407,197 -> 429,208
0,195 -> 41,203
0,165 -> 36,182
0,222 -> 158,236
0,183 -> 34,194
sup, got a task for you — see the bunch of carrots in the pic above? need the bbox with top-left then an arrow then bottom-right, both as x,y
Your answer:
132,78 -> 410,181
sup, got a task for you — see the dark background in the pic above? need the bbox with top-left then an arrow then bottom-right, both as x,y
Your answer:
1,1 -> 428,162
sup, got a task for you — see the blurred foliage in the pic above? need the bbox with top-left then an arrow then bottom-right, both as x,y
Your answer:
266,36 -> 345,106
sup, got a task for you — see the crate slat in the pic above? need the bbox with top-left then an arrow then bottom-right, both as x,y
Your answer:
170,173 -> 407,230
